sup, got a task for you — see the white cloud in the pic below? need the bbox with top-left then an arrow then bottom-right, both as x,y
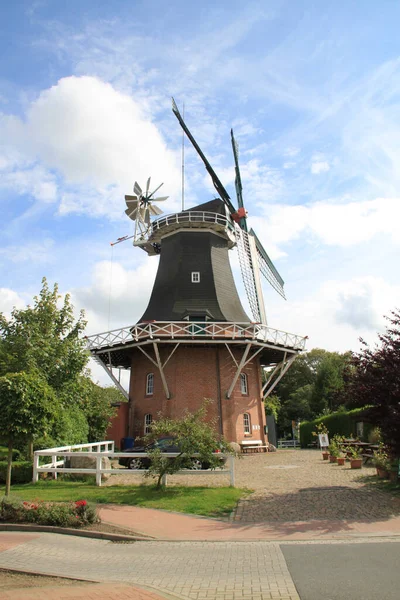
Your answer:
0,288 -> 26,317
72,256 -> 158,334
0,238 -> 55,264
311,160 -> 330,174
267,276 -> 400,354
0,76 -> 181,217
251,196 -> 400,257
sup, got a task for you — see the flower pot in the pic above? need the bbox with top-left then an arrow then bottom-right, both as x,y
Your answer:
329,455 -> 337,463
376,467 -> 389,479
322,452 -> 329,461
337,457 -> 345,466
350,458 -> 362,469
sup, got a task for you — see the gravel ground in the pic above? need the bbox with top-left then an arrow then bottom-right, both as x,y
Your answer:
104,450 -> 400,523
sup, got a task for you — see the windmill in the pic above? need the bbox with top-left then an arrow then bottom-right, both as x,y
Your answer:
87,101 -> 306,448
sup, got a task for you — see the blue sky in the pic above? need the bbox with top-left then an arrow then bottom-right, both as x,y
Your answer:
1,1 -> 400,384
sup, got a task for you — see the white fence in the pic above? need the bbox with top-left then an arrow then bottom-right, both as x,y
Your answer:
33,441 -> 235,487
277,439 -> 299,449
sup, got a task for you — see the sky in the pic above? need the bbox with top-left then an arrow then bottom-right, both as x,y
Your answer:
1,0 -> 399,386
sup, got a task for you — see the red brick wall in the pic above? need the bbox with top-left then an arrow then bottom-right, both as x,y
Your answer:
105,402 -> 129,449
129,344 -> 267,445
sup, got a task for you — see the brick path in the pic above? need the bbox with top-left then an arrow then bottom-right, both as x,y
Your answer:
0,533 -> 300,600
106,450 -> 400,523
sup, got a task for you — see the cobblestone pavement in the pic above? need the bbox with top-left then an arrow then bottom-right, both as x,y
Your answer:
105,450 -> 400,523
0,533 -> 300,600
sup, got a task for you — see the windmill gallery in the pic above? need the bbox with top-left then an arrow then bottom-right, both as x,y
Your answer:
86,101 -> 307,448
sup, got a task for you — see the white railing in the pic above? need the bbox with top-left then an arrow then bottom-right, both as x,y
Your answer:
86,321 -> 307,352
277,440 -> 299,449
33,442 -> 235,487
150,211 -> 234,236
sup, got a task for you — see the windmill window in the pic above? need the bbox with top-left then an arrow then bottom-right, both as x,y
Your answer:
144,414 -> 153,435
243,413 -> 251,435
240,373 -> 248,395
191,272 -> 200,283
146,373 -> 154,396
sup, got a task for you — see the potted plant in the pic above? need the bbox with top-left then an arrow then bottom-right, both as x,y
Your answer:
322,450 -> 330,461
328,442 -> 339,463
337,452 -> 346,466
373,445 -> 390,479
347,446 -> 362,469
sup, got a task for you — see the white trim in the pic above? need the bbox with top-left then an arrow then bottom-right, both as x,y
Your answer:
243,413 -> 251,435
240,372 -> 248,395
144,413 -> 152,434
146,372 -> 154,395
191,271 -> 200,283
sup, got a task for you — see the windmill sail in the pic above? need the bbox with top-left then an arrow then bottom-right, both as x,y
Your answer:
172,98 -> 236,215
250,228 -> 286,299
230,129 -> 248,232
235,226 -> 267,324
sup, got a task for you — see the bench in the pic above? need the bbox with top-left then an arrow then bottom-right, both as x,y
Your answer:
240,440 -> 268,453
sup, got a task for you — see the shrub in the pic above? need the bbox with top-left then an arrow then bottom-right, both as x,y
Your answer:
0,496 -> 99,528
0,461 -> 32,484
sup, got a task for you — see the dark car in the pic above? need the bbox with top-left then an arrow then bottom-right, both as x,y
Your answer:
118,436 -> 226,470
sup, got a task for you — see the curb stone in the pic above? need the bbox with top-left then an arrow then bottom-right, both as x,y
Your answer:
0,523 -> 153,542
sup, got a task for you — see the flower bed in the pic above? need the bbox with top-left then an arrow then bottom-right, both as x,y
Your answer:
0,496 -> 99,528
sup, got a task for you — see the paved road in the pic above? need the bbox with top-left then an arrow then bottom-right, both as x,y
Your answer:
282,541 -> 400,600
1,533 -> 400,600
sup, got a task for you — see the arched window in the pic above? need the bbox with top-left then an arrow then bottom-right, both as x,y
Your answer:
240,373 -> 248,395
243,413 -> 251,435
144,414 -> 152,435
146,373 -> 154,396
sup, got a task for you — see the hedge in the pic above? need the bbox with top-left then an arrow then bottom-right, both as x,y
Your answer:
300,408 -> 373,448
0,447 -> 21,462
0,461 -> 32,484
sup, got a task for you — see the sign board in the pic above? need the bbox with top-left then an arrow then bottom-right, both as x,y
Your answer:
318,434 -> 329,448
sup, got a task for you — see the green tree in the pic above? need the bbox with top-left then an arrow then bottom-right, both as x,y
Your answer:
342,309 -> 400,459
0,372 -> 58,495
0,277 -> 87,389
76,378 -> 120,442
273,349 -> 350,435
143,403 -> 233,488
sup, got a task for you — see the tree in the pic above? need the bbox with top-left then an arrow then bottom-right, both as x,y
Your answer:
0,278 -> 88,390
0,372 -> 58,495
143,403 -> 233,488
272,349 -> 351,436
342,309 -> 400,459
75,378 -> 120,442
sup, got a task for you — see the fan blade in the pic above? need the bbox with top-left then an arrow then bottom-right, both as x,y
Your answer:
147,182 -> 163,200
250,228 -> 286,299
125,195 -> 139,206
234,226 -> 266,323
134,181 -> 142,196
146,177 -> 151,196
149,204 -> 163,216
125,207 -> 138,220
172,97 -> 236,214
145,209 -> 151,225
152,196 -> 169,203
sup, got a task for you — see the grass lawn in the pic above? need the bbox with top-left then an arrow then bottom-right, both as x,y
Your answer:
0,481 -> 251,518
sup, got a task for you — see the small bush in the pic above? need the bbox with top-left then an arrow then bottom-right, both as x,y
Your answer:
0,496 -> 100,528
0,461 -> 32,484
